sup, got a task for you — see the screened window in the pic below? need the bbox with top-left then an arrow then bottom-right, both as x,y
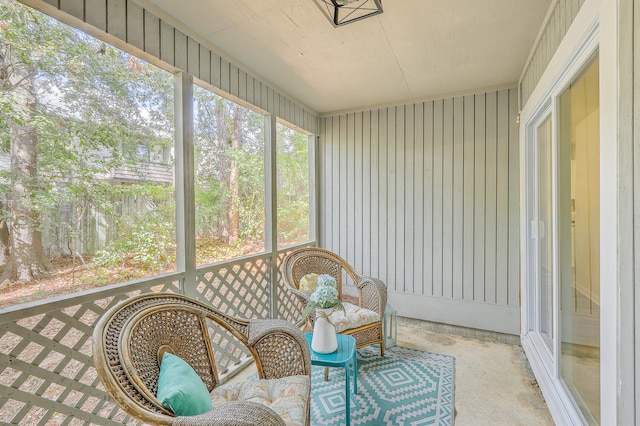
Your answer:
0,1 -> 176,307
193,84 -> 266,264
276,122 -> 311,248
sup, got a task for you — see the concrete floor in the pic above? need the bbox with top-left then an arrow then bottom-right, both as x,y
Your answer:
397,323 -> 554,425
231,322 -> 554,425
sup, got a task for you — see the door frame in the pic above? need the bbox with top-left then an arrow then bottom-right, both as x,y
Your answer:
519,0 -> 618,421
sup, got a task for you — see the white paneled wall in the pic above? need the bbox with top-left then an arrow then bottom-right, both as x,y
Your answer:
320,88 -> 520,334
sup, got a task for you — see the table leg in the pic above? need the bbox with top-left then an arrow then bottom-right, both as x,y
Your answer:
353,352 -> 358,395
344,365 -> 350,426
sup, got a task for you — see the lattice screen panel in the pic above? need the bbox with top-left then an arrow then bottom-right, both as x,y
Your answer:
195,256 -> 273,375
205,320 -> 252,379
0,246 -> 317,425
196,255 -> 271,320
276,248 -> 305,323
0,279 -> 180,425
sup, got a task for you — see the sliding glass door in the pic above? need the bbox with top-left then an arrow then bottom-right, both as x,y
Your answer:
558,55 -> 600,425
537,115 -> 554,352
525,54 -> 600,425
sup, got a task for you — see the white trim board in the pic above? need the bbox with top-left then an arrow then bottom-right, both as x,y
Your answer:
388,291 -> 520,335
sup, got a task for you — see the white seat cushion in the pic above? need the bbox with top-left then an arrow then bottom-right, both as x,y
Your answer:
210,375 -> 309,426
328,302 -> 379,333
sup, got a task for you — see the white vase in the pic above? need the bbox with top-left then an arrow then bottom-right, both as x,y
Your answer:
311,307 -> 338,354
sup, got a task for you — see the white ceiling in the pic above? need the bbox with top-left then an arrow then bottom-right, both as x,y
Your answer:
139,0 -> 551,114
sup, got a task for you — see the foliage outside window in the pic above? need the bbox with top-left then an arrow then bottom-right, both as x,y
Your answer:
193,84 -> 266,265
276,123 -> 310,247
0,0 -> 176,307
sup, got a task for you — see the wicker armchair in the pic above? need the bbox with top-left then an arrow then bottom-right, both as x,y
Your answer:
92,293 -> 311,426
283,247 -> 387,356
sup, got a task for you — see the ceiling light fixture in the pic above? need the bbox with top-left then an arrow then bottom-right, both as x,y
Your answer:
313,0 -> 383,27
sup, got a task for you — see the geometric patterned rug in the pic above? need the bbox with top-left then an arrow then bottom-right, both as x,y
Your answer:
310,346 -> 455,425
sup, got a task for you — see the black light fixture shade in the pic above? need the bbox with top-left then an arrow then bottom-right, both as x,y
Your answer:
313,0 -> 383,27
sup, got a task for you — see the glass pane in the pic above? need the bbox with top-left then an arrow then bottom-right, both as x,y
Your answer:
276,123 -> 311,247
559,55 -> 600,424
537,116 -> 554,346
193,85 -> 265,265
0,2 -> 175,308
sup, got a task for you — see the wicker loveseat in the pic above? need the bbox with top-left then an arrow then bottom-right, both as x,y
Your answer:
92,293 -> 312,426
282,247 -> 387,356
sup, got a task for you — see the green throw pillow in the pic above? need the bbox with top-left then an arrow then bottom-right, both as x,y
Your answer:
156,352 -> 212,416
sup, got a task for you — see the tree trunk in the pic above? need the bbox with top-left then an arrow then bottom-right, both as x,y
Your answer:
215,98 -> 230,241
0,51 -> 50,284
228,105 -> 241,243
0,220 -> 8,265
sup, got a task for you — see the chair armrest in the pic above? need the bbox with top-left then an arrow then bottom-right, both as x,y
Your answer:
172,401 -> 286,426
286,286 -> 312,306
355,276 -> 387,315
248,319 -> 312,378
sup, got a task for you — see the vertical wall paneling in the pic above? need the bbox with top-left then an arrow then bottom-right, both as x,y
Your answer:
220,58 -> 230,94
354,112 -> 364,273
362,111 -> 371,276
347,114 -> 356,270
318,122 -> 325,247
238,71 -> 247,110
485,92 -> 498,304
520,0 -> 586,106
187,37 -> 200,78
60,0 -> 83,22
144,11 -> 161,59
442,98 -> 454,299
245,74 -> 254,105
423,101 -> 434,296
261,85 -> 269,113
295,104 -> 301,128
230,64 -> 240,99
404,104 -> 415,293
395,106 -> 406,293
387,107 -> 397,291
174,30 -> 188,73
199,45 -> 211,84
412,103 -> 424,294
85,0 -> 107,32
319,88 -> 521,333
126,2 -> 144,51
339,116 -> 348,259
107,0 -> 126,41
462,95 -> 475,300
210,52 -> 222,89
452,97 -> 464,300
324,118 -> 332,250
323,118 -> 333,249
331,117 -> 340,253
267,88 -> 275,116
432,100 -> 444,297
508,89 -> 520,306
276,91 -> 283,117
496,90 -> 510,305
160,20 -> 174,65
370,110 -> 380,278
473,93 -> 487,302
378,108 -> 388,286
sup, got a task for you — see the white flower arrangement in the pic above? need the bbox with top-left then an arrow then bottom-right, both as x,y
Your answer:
302,274 -> 344,319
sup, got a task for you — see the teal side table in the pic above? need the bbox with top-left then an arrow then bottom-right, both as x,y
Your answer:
305,333 -> 357,426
